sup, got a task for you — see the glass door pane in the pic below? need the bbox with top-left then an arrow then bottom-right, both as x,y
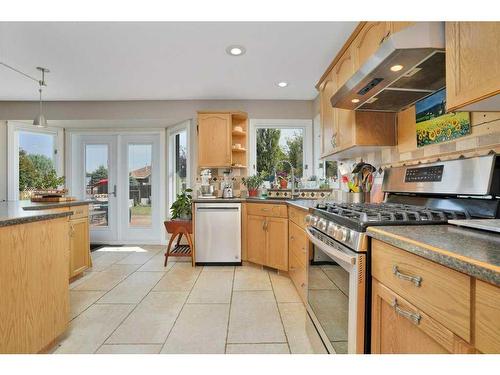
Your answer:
85,144 -> 110,227
174,131 -> 187,195
128,144 -> 152,227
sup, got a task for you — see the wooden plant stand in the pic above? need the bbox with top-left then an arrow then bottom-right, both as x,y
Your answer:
164,220 -> 195,267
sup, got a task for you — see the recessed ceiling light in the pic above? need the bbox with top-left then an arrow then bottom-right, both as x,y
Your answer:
226,45 -> 246,56
390,64 -> 404,72
277,81 -> 288,88
351,98 -> 360,103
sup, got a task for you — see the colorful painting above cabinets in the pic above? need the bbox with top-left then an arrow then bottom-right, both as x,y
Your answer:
415,88 -> 471,148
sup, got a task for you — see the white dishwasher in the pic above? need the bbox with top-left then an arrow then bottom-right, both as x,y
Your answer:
194,202 -> 241,265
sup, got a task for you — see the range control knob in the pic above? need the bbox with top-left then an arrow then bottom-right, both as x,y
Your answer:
305,215 -> 318,226
318,219 -> 328,231
326,222 -> 337,236
340,228 -> 350,242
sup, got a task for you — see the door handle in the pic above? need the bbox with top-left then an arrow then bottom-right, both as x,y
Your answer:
110,184 -> 117,197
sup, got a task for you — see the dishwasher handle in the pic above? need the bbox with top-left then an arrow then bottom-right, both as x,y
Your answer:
196,207 -> 240,211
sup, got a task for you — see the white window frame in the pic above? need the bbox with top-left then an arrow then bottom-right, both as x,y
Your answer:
249,119 -> 313,178
7,121 -> 64,201
167,120 -> 191,214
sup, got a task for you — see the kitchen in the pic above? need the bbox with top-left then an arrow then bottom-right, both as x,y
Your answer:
0,2 -> 499,373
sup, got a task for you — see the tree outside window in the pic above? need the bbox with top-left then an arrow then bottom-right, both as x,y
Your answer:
256,128 -> 304,179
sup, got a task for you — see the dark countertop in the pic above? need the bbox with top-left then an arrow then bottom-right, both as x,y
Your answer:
0,201 -> 73,228
20,200 -> 92,211
192,197 -> 316,211
367,225 -> 500,286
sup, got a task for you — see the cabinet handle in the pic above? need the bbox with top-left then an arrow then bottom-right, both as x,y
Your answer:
331,134 -> 337,148
379,30 -> 391,45
264,219 -> 268,231
301,283 -> 306,288
392,265 -> 422,287
69,223 -> 75,237
290,235 -> 295,241
391,298 -> 421,325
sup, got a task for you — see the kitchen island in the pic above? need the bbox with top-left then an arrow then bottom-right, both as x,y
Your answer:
0,201 -> 73,353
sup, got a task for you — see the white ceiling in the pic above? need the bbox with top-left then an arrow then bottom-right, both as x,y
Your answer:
0,22 -> 357,101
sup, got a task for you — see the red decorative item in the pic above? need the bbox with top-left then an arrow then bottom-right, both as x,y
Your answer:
279,179 -> 288,189
248,189 -> 258,197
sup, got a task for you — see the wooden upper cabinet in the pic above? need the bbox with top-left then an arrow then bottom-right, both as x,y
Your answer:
352,22 -> 390,68
197,113 -> 232,167
446,22 -> 500,111
389,21 -> 414,34
319,71 -> 338,156
335,48 -> 356,151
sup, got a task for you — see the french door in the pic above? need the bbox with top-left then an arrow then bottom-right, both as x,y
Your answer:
70,132 -> 164,244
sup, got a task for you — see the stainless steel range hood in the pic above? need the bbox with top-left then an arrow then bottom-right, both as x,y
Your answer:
331,22 -> 445,112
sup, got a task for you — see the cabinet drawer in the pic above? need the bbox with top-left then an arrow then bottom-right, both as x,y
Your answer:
289,206 -> 308,229
70,205 -> 89,220
372,239 -> 471,342
247,203 -> 287,218
289,221 -> 308,266
289,250 -> 307,302
475,280 -> 500,354
371,279 -> 474,354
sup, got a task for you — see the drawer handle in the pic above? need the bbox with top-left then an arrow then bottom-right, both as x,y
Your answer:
290,236 -> 295,241
391,298 -> 421,325
392,265 -> 422,287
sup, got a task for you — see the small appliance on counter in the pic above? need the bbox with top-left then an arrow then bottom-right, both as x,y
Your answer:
222,171 -> 234,199
198,169 -> 215,199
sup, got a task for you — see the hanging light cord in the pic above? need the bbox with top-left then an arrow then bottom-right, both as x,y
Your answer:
0,61 -> 46,85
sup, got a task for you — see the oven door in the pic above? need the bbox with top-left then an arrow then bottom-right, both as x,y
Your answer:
305,227 -> 366,354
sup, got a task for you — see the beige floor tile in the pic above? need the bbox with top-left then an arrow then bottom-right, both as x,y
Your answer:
152,262 -> 201,291
226,343 -> 290,354
187,270 -> 234,304
308,266 -> 339,290
137,252 -> 173,272
90,251 -> 133,271
70,290 -> 106,319
116,246 -> 160,265
202,266 -> 235,272
233,266 -> 271,291
106,291 -> 188,344
227,290 -> 286,344
270,273 -> 302,303
54,304 -> 135,354
161,304 -> 229,354
96,344 -> 162,354
69,270 -> 97,290
98,271 -> 164,304
73,264 -> 140,291
278,303 -> 327,354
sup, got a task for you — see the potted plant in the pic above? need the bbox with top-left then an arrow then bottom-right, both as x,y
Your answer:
170,188 -> 193,220
242,174 -> 264,197
277,171 -> 288,189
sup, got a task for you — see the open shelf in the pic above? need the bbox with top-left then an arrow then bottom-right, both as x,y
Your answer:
232,130 -> 247,136
231,147 -> 247,153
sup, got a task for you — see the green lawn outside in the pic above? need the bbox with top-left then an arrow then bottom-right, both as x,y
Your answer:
131,205 -> 152,215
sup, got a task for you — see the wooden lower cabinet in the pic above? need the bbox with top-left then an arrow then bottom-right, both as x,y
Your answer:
288,220 -> 308,302
371,279 -> 474,354
246,211 -> 288,271
69,217 -> 90,278
475,280 -> 500,353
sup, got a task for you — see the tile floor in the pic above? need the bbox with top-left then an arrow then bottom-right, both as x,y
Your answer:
52,245 -> 327,354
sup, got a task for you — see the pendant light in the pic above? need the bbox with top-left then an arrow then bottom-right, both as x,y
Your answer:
33,67 -> 49,128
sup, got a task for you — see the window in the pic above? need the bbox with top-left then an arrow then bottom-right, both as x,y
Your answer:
249,119 -> 313,180
168,121 -> 190,212
7,122 -> 63,200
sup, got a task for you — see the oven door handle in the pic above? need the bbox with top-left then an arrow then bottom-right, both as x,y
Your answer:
305,227 -> 357,265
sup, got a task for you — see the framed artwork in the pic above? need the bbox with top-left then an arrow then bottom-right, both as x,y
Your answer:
415,88 -> 471,148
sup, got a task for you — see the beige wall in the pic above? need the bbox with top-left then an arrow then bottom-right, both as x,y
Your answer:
0,99 -> 315,127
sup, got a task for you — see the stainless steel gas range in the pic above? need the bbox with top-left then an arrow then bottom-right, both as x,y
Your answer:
305,155 -> 500,354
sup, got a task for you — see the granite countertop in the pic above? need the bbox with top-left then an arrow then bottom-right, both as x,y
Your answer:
367,225 -> 500,286
20,200 -> 92,211
192,197 -> 316,211
0,201 -> 73,227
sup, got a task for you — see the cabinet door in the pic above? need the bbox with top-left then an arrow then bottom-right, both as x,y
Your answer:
266,217 -> 288,271
446,22 -> 500,111
352,22 -> 390,68
69,217 -> 90,278
334,49 -> 355,150
371,279 -> 474,354
247,214 -> 266,265
319,71 -> 338,156
389,22 -> 414,34
475,280 -> 500,354
198,113 -> 232,167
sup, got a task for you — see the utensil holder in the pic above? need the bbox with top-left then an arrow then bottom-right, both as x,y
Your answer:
341,192 -> 370,203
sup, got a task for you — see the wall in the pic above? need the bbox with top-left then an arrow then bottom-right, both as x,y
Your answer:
0,121 -> 6,201
0,99 -> 315,126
